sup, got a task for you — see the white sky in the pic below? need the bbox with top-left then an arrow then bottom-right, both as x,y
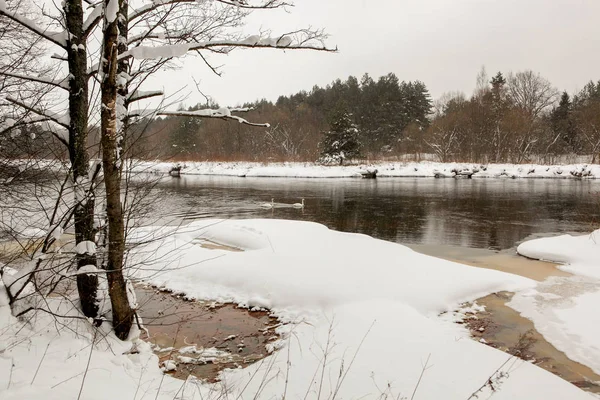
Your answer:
147,0 -> 600,108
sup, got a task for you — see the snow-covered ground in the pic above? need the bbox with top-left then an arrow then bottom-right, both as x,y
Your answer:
129,160 -> 600,179
1,219 -> 597,399
509,231 -> 600,376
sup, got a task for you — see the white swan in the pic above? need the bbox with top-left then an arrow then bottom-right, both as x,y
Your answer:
292,198 -> 305,209
261,198 -> 275,208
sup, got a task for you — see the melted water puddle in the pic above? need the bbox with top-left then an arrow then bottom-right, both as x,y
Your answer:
456,293 -> 600,393
137,239 -> 280,382
416,244 -> 600,394
137,286 -> 281,382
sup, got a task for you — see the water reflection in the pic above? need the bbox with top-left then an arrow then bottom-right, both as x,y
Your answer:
145,176 -> 600,250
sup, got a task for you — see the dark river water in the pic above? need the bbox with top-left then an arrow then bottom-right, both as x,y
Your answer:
144,175 -> 600,250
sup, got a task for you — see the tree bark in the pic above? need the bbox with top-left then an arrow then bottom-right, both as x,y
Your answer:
100,0 -> 134,340
117,0 -> 129,146
65,0 -> 99,318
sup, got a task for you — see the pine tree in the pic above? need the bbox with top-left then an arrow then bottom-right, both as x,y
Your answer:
551,92 -> 577,151
574,80 -> 600,107
490,72 -> 507,107
319,110 -> 361,165
402,80 -> 433,128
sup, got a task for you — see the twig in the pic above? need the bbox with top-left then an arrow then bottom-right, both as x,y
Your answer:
77,329 -> 97,400
331,320 -> 375,400
7,359 -> 14,389
410,354 -> 431,400
31,340 -> 51,384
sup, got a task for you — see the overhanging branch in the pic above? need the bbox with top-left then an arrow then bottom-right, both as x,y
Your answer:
0,71 -> 69,90
158,108 -> 269,127
120,33 -> 335,61
129,0 -> 291,22
126,90 -> 164,104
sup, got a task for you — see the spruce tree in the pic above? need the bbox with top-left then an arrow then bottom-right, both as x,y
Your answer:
490,72 -> 507,107
551,92 -> 577,151
319,109 -> 361,165
403,80 -> 433,128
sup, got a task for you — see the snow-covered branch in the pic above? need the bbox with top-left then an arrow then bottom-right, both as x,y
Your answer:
82,4 -> 104,37
158,107 -> 270,127
50,53 -> 68,61
120,31 -> 334,60
0,70 -> 69,90
0,0 -> 67,48
127,31 -> 181,45
127,90 -> 164,103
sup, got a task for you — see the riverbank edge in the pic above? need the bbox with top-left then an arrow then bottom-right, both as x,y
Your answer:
5,159 -> 600,180
132,160 -> 600,180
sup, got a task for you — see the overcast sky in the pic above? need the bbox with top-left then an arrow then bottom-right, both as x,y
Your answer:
147,0 -> 600,108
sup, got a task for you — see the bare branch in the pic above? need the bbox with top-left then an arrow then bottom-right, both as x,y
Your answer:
5,96 -> 69,129
129,0 -> 291,22
0,70 -> 68,89
0,115 -> 51,137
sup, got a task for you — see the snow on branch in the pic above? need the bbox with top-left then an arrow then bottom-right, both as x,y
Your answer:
82,4 -> 104,37
129,0 -> 291,22
105,0 -> 119,23
120,30 -> 334,60
0,1 -> 67,48
51,53 -> 68,62
216,0 -> 292,9
158,107 -> 270,127
128,31 -> 178,45
127,108 -> 158,119
0,71 -> 69,90
127,90 -> 164,103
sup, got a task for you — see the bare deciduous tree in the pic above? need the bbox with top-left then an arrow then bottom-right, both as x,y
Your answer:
507,70 -> 558,118
2,0 -> 333,340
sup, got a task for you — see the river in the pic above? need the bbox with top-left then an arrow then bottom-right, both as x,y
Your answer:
145,175 -> 600,250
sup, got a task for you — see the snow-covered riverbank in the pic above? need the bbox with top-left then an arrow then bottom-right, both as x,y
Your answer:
5,158 -> 600,180
130,160 -> 600,179
2,219 -> 596,399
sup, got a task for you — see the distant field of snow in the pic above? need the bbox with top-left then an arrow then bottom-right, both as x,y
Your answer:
509,230 -> 600,375
130,160 -> 600,179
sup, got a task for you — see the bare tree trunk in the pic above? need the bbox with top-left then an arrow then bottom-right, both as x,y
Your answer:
65,0 -> 98,318
100,1 -> 133,340
117,0 -> 129,149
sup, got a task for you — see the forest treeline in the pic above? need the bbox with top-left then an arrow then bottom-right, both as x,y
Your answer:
131,68 -> 600,164
130,72 -> 432,162
5,69 -> 600,164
